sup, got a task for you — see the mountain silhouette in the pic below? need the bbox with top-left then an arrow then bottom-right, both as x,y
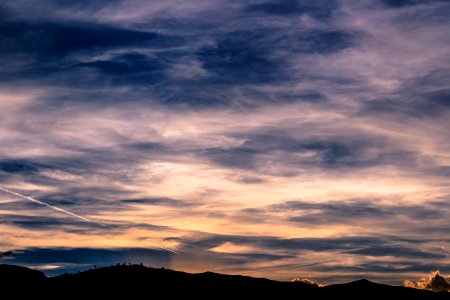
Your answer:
0,264 -> 46,284
1,264 -> 450,299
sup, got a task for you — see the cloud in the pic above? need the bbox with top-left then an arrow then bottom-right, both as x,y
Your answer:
174,233 -> 444,260
380,0 -> 449,8
0,251 -> 13,258
70,52 -> 168,85
121,197 -> 195,207
0,0 -> 357,108
270,200 -> 445,225
404,271 -> 450,292
0,214 -> 106,233
197,130 -> 419,175
0,20 -> 182,58
291,277 -> 323,287
196,27 -> 353,84
364,68 -> 450,117
0,160 -> 48,174
245,0 -> 339,21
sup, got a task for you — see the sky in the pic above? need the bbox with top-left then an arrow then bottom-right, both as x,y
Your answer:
0,0 -> 450,286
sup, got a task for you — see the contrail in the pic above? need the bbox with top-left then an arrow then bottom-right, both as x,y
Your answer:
0,186 -> 103,226
0,186 -> 179,254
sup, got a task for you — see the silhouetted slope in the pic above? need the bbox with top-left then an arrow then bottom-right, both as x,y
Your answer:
0,264 -> 47,295
49,264 -> 315,297
325,278 -> 450,299
0,264 -> 46,282
1,264 -> 450,299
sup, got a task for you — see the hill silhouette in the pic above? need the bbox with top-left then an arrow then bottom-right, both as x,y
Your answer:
1,264 -> 449,299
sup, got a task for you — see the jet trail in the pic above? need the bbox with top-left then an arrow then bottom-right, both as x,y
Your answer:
0,186 -> 103,226
0,186 -> 179,254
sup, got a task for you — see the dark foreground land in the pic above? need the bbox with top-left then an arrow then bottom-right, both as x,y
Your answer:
1,264 -> 449,299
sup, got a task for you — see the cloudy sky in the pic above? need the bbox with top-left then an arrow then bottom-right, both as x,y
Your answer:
1,0 -> 450,285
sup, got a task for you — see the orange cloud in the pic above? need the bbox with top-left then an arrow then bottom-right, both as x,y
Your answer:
404,271 -> 450,292
291,277 -> 323,287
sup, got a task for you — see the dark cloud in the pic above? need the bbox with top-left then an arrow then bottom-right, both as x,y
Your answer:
4,247 -> 173,274
0,214 -> 106,232
196,28 -> 353,85
0,21 -> 182,58
277,91 -> 327,102
32,188 -> 193,215
46,0 -> 123,10
206,252 -> 296,265
0,199 -> 44,211
0,210 -> 169,234
121,197 -> 194,207
0,186 -> 148,220
380,0 -> 448,8
270,200 -> 445,225
196,31 -> 283,84
161,85 -> 327,107
69,53 -> 167,85
124,142 -> 170,153
200,147 -> 259,169
33,192 -> 110,207
0,19 -> 184,94
0,0 -> 122,18
315,261 -> 450,275
282,30 -> 354,55
245,0 -> 338,20
286,205 -> 390,224
0,4 -> 9,19
345,245 -> 443,259
237,177 -> 266,184
0,143 -> 170,183
175,234 -> 442,260
198,132 -> 415,173
0,156 -> 100,181
364,68 -> 450,117
0,251 -> 13,258
0,0 -> 355,108
0,160 -> 48,174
